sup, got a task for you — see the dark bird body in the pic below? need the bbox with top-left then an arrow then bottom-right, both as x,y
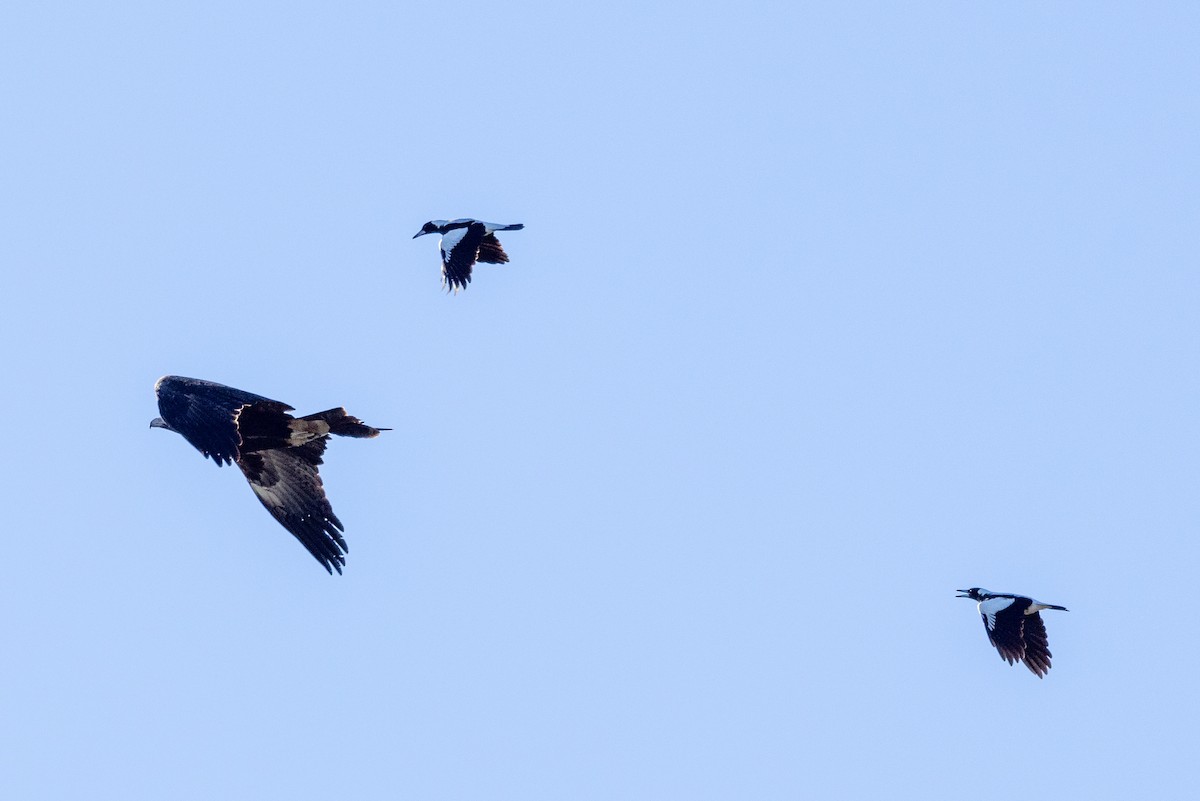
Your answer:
413,218 -> 524,292
150,375 -> 384,574
957,588 -> 1068,677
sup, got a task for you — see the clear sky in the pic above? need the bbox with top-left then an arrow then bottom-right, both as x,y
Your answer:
1,2 -> 1197,799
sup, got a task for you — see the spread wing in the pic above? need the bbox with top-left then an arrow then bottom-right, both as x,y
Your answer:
155,375 -> 290,465
981,605 -> 1026,667
476,233 -> 511,265
237,438 -> 348,574
440,222 -> 486,292
1020,612 -> 1053,678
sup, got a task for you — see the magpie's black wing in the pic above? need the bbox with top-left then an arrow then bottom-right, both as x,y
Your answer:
440,222 -> 487,292
982,604 -> 1027,667
1020,612 -> 1053,678
476,233 -> 511,265
155,375 -> 290,465
237,437 -> 347,574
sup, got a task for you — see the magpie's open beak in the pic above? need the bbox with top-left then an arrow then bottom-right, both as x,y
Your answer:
955,589 -> 971,598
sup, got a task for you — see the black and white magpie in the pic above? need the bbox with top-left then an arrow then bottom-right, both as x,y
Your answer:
957,588 -> 1068,677
412,218 -> 525,293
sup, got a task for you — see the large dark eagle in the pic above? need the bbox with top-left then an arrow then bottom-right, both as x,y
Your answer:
150,375 -> 385,574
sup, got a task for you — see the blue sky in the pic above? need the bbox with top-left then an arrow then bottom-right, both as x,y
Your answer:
1,2 -> 1197,798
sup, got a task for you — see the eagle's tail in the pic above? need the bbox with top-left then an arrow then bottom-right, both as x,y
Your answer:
300,408 -> 388,438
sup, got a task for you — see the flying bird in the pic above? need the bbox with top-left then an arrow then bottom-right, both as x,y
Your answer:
150,375 -> 385,574
413,218 -> 524,292
957,588 -> 1068,677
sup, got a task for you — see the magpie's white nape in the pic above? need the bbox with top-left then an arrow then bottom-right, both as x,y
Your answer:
957,587 -> 1068,678
412,218 -> 525,293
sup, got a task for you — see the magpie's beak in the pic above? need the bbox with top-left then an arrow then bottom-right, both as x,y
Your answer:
413,231 -> 426,239
955,589 -> 971,598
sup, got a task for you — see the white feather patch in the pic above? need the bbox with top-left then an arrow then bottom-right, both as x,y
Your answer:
439,226 -> 471,262
250,482 -> 282,506
978,596 -> 1016,630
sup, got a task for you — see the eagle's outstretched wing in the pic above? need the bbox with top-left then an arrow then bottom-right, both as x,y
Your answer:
154,375 -> 288,465
238,438 -> 348,574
